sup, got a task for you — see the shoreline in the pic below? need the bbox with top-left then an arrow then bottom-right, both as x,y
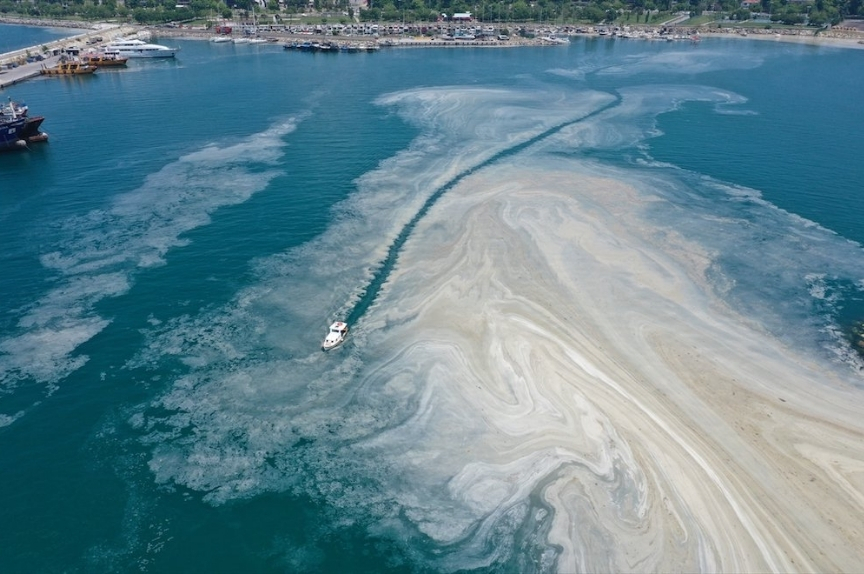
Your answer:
3,15 -> 864,50
700,26 -> 864,48
152,21 -> 864,50
1,13 -> 862,89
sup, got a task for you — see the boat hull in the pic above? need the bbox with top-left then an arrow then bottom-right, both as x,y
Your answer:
104,39 -> 178,59
0,117 -> 27,151
41,63 -> 97,75
21,116 -> 45,139
321,322 -> 349,351
1,116 -> 49,150
1,100 -> 48,150
124,51 -> 176,58
82,56 -> 128,67
107,49 -> 176,58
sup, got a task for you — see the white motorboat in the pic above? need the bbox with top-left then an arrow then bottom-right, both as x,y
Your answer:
322,321 -> 349,351
104,38 -> 177,58
541,35 -> 570,44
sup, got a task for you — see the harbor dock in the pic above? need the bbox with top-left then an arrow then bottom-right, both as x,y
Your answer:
0,55 -> 59,88
0,24 -> 135,89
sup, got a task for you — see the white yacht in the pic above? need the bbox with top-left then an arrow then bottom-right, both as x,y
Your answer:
104,38 -> 177,58
321,321 -> 349,351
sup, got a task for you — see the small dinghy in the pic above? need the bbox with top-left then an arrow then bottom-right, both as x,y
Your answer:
322,321 -> 349,351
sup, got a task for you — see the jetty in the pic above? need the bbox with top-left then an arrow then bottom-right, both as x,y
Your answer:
0,24 -> 135,89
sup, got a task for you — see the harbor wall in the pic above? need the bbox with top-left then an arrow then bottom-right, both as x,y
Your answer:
0,24 -> 136,69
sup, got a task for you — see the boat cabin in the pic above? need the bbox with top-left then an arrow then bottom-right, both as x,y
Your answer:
322,321 -> 349,351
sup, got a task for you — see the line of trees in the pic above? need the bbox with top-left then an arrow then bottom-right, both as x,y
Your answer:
0,0 -> 859,26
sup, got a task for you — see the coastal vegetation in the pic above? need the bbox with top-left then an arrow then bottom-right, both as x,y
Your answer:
0,0 -> 860,27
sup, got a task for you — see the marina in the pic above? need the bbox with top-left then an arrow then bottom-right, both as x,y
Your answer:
3,19 -> 864,90
0,24 -> 135,88
0,56 -> 59,88
283,40 -> 379,52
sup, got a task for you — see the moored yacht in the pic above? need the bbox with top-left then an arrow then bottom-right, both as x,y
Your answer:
541,35 -> 570,44
104,38 -> 177,58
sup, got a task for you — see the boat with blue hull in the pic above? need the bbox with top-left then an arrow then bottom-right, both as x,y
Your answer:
1,99 -> 48,151
1,115 -> 28,151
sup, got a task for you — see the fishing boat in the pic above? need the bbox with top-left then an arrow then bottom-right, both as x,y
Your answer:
40,61 -> 97,75
81,53 -> 128,67
0,115 -> 28,151
0,99 -> 48,150
322,321 -> 349,351
1,98 -> 28,118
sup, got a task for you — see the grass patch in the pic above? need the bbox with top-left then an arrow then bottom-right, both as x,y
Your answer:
680,14 -> 717,26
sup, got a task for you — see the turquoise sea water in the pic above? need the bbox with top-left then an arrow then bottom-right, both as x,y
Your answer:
2,33 -> 864,572
0,22 -> 87,53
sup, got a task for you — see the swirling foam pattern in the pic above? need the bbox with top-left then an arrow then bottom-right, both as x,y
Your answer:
0,119 -> 299,399
134,86 -> 864,572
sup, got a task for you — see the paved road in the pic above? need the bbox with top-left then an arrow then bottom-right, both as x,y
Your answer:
0,56 -> 64,89
0,25 -> 134,89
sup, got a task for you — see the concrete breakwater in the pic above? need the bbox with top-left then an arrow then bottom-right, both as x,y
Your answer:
0,23 -> 136,68
0,23 -> 137,89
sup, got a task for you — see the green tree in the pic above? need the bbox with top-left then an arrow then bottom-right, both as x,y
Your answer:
360,6 -> 381,19
581,4 -> 606,21
511,0 -> 531,19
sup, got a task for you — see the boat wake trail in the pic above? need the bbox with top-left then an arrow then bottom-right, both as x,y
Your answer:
122,83 -> 864,573
121,87 -> 624,559
346,92 -> 623,327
